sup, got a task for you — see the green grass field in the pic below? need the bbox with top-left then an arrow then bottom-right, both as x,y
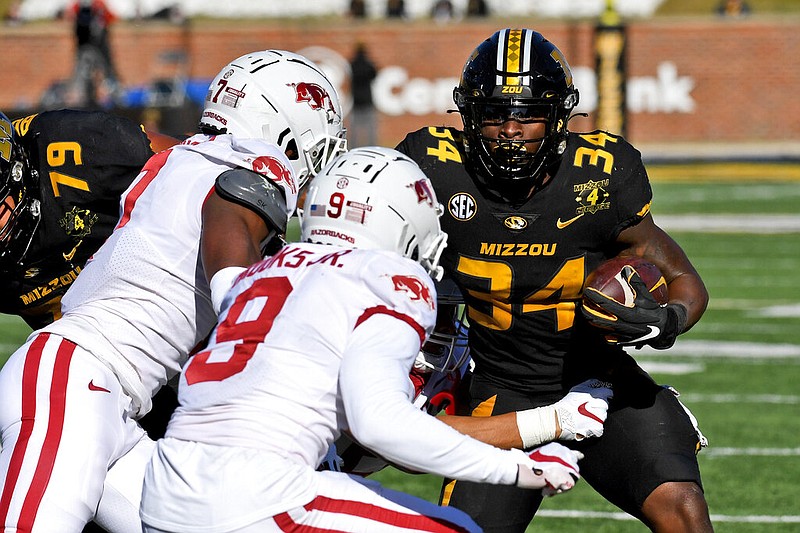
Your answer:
1,165 -> 799,532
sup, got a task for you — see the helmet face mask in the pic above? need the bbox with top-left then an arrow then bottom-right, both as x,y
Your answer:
454,28 -> 579,194
0,112 -> 39,267
418,279 -> 471,374
300,147 -> 448,281
199,50 -> 347,189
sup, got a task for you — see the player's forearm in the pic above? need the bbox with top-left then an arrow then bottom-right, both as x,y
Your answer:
438,413 -> 525,450
666,272 -> 708,330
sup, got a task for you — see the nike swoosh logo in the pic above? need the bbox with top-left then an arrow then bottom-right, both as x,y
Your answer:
63,239 -> 83,261
630,325 -> 661,344
556,213 -> 584,229
577,402 -> 603,424
88,380 -> 111,393
527,450 -> 575,470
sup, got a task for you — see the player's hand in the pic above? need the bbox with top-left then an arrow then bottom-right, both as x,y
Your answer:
554,379 -> 613,441
514,443 -> 583,496
582,266 -> 687,349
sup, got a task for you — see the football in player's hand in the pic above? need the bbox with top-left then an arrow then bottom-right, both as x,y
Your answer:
583,256 -> 668,308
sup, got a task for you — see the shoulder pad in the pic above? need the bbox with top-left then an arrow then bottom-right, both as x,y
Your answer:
215,168 -> 289,234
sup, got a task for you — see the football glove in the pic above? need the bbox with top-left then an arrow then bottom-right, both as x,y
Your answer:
516,379 -> 613,447
514,443 -> 583,496
582,266 -> 688,349
553,379 -> 614,441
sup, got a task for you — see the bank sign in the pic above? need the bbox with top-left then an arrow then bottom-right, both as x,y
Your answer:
301,46 -> 695,118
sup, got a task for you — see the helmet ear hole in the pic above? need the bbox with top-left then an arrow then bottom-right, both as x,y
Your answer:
284,139 -> 299,161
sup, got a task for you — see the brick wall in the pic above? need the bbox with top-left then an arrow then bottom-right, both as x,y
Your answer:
3,17 -> 799,148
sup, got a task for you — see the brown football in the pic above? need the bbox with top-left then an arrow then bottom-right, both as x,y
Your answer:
584,256 -> 669,307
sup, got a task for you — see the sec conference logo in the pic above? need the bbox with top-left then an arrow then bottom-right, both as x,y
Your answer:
448,192 -> 476,221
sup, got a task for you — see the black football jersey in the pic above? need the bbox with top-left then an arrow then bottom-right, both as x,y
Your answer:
397,127 -> 653,393
1,110 -> 154,329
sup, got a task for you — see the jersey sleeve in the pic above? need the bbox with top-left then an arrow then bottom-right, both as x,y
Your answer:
358,253 -> 438,341
607,137 -> 654,240
339,253 -> 521,485
395,127 -> 430,163
339,312 -> 520,485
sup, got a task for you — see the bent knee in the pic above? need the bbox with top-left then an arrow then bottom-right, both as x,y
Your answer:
642,482 -> 713,533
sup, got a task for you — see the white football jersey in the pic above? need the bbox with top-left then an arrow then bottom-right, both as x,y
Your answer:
43,134 -> 297,415
167,243 -> 520,487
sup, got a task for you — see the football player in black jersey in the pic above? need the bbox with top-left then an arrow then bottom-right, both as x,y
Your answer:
396,28 -> 712,532
0,109 -> 176,329
0,109 -> 177,533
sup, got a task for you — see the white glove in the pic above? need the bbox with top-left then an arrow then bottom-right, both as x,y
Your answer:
516,378 -> 613,448
514,443 -> 583,496
554,379 -> 614,441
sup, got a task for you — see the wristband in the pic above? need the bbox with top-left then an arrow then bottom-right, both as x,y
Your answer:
210,266 -> 247,314
652,303 -> 688,349
516,406 -> 558,449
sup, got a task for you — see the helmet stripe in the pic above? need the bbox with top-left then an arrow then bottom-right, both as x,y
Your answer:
505,29 -> 522,86
521,28 -> 533,85
495,28 -> 507,86
501,29 -> 535,87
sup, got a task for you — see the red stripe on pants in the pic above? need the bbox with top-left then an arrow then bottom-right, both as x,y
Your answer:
273,495 -> 470,533
0,334 -> 76,531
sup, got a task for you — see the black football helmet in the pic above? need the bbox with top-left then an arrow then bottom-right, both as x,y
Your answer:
454,28 -> 579,192
0,112 -> 40,266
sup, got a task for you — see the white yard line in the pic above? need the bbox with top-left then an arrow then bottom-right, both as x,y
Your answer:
704,447 -> 800,457
655,214 -> 800,233
680,393 -> 800,404
639,362 -> 705,375
634,340 -> 800,359
536,510 -> 800,523
636,339 -> 800,374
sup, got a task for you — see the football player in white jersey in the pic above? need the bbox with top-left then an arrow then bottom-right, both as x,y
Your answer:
0,50 -> 346,533
139,147 -> 584,533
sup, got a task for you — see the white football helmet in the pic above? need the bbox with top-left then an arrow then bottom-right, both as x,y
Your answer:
301,146 -> 448,280
199,50 -> 347,188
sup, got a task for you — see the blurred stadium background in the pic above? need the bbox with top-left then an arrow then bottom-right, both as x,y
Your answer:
1,1 -> 799,531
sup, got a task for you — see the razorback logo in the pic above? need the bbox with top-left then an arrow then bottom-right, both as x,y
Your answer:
252,156 -> 297,195
288,82 -> 336,114
392,275 -> 435,310
407,179 -> 435,207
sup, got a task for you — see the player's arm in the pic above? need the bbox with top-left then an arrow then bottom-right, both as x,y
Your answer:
200,183 -> 273,313
200,191 -> 267,276
437,412 -> 522,448
615,213 -> 709,330
341,313 -> 581,492
201,166 -> 293,312
582,213 -> 709,349
438,377 -> 612,449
